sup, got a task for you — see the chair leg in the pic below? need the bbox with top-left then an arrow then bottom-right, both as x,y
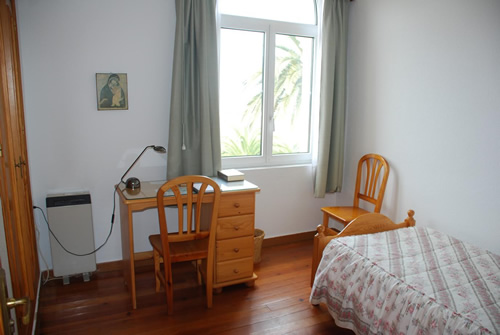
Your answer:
205,263 -> 213,308
196,260 -> 202,285
165,262 -> 174,315
311,229 -> 321,287
153,249 -> 161,292
323,212 -> 330,229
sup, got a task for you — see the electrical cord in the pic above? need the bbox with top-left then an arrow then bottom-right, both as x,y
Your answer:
33,184 -> 119,257
33,219 -> 51,284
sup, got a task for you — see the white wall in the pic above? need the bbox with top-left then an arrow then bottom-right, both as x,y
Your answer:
17,0 -> 174,268
16,0 -> 335,269
344,0 -> 500,254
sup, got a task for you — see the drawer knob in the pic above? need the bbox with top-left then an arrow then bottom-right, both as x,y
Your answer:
234,202 -> 240,208
233,269 -> 240,274
233,248 -> 240,253
234,226 -> 240,231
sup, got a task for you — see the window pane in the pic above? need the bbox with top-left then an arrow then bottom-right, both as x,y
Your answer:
272,34 -> 313,155
219,0 -> 316,25
220,29 -> 264,158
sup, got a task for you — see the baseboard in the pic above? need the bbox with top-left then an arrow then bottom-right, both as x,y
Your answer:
262,231 -> 315,247
95,251 -> 154,273
95,231 -> 316,273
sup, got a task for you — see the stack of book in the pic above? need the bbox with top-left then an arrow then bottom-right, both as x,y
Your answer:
217,169 -> 245,182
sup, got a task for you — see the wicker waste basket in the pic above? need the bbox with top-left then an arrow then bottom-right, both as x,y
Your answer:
254,229 -> 265,263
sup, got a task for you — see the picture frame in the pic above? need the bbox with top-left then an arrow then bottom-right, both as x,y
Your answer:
96,73 -> 128,110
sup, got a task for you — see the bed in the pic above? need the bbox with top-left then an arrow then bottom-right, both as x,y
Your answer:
310,210 -> 500,334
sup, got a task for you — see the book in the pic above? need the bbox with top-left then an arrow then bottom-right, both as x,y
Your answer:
217,169 -> 245,182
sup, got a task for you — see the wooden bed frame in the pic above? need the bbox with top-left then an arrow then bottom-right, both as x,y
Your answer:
311,210 -> 416,285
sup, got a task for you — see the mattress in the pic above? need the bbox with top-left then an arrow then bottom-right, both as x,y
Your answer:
310,227 -> 500,334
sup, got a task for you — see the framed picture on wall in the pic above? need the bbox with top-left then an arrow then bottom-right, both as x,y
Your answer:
96,73 -> 128,110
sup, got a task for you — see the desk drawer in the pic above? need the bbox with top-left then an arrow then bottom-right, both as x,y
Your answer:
219,193 -> 255,217
217,236 -> 253,262
216,258 -> 253,283
217,214 -> 254,240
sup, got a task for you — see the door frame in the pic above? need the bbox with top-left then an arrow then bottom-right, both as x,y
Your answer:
0,0 -> 40,333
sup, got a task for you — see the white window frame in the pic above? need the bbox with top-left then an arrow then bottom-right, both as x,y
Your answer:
220,12 -> 319,169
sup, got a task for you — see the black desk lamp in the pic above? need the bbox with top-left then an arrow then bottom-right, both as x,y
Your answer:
120,145 -> 166,194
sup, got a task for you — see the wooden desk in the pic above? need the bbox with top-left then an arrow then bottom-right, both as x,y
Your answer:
117,178 -> 260,309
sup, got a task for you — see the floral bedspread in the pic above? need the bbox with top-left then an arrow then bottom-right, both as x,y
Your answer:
310,227 -> 500,334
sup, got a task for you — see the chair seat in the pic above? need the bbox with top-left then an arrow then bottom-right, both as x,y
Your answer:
149,234 -> 209,263
321,206 -> 371,226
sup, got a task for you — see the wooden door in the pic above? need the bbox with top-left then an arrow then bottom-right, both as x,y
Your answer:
0,0 -> 39,334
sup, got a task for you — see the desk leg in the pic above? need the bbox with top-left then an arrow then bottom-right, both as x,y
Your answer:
120,200 -> 137,309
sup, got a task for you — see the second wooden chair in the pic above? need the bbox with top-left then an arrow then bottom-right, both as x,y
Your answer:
321,154 -> 390,231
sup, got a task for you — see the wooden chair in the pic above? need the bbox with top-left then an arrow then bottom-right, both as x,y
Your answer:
321,154 -> 390,231
148,175 -> 221,315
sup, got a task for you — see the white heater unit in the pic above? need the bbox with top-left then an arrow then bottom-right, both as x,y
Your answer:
46,192 -> 96,284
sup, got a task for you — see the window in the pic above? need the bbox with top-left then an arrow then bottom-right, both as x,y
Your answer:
219,0 -> 318,168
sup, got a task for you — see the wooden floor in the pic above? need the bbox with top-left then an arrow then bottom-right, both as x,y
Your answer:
36,239 -> 354,335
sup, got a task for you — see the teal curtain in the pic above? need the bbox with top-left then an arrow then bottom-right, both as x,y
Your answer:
167,0 -> 221,179
314,0 -> 350,197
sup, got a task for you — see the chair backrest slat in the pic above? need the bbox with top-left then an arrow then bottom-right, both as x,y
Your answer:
353,154 -> 390,213
195,184 -> 209,234
186,182 -> 194,235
